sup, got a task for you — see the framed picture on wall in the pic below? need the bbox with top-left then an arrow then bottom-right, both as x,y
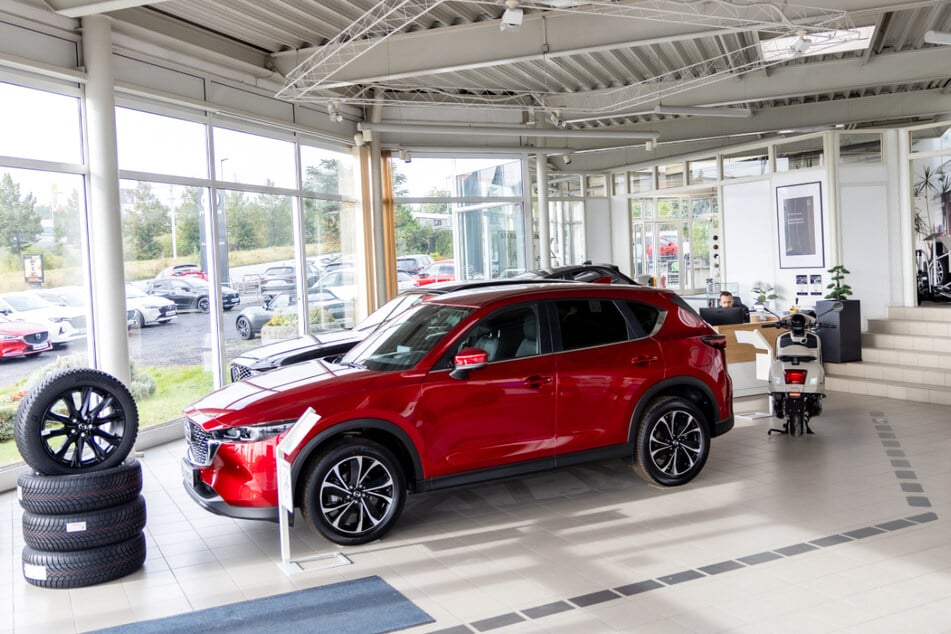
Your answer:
776,181 -> 824,269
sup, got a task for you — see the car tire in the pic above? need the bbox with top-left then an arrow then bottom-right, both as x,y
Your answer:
17,460 -> 143,514
133,310 -> 146,328
633,396 -> 710,487
22,495 -> 147,552
197,296 -> 210,313
14,368 -> 139,475
236,316 -> 254,340
22,531 -> 146,589
300,439 -> 406,546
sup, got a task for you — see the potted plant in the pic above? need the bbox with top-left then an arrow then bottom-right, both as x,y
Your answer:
817,264 -> 861,363
750,281 -> 778,310
260,313 -> 299,343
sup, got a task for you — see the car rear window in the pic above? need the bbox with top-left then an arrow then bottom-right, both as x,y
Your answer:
555,299 -> 630,350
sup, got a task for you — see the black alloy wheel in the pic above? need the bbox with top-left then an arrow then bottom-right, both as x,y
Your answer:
197,296 -> 210,313
633,396 -> 710,487
236,316 -> 253,340
301,439 -> 406,546
14,369 -> 139,475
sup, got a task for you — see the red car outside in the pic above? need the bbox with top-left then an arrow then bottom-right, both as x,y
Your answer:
414,259 -> 455,286
0,315 -> 52,359
182,283 -> 733,545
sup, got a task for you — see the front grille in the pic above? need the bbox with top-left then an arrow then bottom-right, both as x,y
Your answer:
184,419 -> 217,467
230,363 -> 254,382
23,331 -> 49,345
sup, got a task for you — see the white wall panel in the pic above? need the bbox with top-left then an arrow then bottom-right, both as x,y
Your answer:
722,179 -> 772,305
840,163 -> 892,323
0,20 -> 78,67
113,54 -> 204,101
584,197 -> 611,264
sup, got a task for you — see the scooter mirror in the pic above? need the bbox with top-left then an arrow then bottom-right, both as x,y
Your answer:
832,301 -> 844,312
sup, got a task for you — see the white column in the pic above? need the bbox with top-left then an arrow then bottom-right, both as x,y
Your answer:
894,129 -> 917,307
82,15 -> 130,386
535,154 -> 551,268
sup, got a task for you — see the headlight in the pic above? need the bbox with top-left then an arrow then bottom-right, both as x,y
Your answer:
209,420 -> 296,443
1,335 -> 16,341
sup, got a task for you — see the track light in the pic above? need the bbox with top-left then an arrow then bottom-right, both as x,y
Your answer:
398,149 -> 412,163
500,0 -> 523,32
924,30 -> 951,45
548,110 -> 567,129
562,153 -> 572,164
789,29 -> 812,55
644,140 -> 655,151
327,100 -> 344,123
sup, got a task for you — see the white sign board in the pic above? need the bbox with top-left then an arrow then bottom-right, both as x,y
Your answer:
276,408 -> 321,566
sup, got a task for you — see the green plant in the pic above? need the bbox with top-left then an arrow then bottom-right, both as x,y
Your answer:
264,312 -> 296,327
750,280 -> 778,304
825,265 -> 853,300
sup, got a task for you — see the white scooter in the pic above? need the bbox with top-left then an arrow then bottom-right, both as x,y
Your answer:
763,302 -> 843,438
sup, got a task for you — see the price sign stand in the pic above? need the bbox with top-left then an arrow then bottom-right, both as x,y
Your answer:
276,408 -> 351,574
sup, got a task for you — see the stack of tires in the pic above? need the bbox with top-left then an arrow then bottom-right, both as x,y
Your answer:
14,369 -> 147,589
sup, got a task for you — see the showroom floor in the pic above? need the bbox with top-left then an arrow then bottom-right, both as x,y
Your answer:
2,391 -> 950,633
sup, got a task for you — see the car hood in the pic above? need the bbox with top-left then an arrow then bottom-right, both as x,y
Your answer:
233,330 -> 362,363
0,320 -> 47,336
185,358 -> 368,427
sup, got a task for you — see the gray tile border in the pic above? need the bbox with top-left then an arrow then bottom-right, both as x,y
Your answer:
886,449 -> 906,457
900,483 -> 924,493
738,551 -> 782,565
882,440 -> 901,447
569,590 -> 621,607
878,432 -> 897,439
521,601 -> 574,620
471,612 -> 525,631
775,542 -> 819,557
698,560 -> 746,575
844,526 -> 887,539
908,512 -> 938,523
906,496 -> 932,507
657,570 -> 705,585
894,470 -> 918,479
809,534 -> 853,548
614,579 -> 664,596
890,459 -> 912,468
430,627 -> 474,634
875,519 -> 915,531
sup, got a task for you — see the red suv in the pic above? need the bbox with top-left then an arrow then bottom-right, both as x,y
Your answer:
182,284 -> 733,545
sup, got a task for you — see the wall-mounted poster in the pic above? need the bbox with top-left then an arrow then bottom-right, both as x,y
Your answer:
810,274 -> 823,295
776,181 -> 824,269
796,274 -> 808,296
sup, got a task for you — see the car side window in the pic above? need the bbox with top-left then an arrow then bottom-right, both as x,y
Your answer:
555,299 -> 629,351
621,301 -> 661,338
458,304 -> 540,363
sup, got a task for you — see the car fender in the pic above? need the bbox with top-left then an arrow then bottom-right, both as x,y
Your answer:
289,417 -> 425,493
625,376 -> 724,443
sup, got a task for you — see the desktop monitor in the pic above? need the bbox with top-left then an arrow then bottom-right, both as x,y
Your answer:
699,306 -> 749,326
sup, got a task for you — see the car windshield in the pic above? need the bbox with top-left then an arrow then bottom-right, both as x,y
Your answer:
353,292 -> 425,333
340,303 -> 472,372
3,293 -> 51,311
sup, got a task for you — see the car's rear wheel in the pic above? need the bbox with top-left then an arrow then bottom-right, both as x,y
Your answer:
300,439 -> 406,546
633,396 -> 710,487
197,296 -> 210,313
236,316 -> 253,340
133,310 -> 146,328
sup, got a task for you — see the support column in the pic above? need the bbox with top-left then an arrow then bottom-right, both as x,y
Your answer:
82,15 -> 130,386
535,154 -> 551,269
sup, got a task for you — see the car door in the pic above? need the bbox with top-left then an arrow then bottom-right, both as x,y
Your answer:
551,297 -> 665,455
416,303 -> 556,478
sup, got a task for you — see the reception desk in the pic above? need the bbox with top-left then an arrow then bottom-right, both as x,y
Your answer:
714,316 -> 781,396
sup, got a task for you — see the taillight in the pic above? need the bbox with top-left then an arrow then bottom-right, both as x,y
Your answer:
784,369 -> 807,385
701,334 -> 727,350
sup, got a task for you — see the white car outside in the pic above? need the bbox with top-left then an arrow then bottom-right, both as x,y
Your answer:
125,283 -> 177,327
0,292 -> 83,346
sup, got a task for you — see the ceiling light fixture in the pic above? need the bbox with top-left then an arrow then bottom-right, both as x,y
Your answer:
398,149 -> 412,163
644,140 -> 655,151
789,29 -> 813,55
654,104 -> 753,118
327,100 -> 344,122
500,0 -> 523,32
548,109 -> 567,129
562,152 -> 572,164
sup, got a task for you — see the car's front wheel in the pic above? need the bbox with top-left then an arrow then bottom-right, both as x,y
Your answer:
633,396 -> 710,487
300,439 -> 406,546
236,316 -> 253,340
133,310 -> 146,328
197,297 -> 210,313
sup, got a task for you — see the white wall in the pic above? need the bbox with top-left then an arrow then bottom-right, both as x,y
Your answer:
722,179 -> 774,305
584,197 -> 611,264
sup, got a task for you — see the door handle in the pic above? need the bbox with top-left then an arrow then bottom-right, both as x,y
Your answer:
524,375 -> 553,388
631,355 -> 658,366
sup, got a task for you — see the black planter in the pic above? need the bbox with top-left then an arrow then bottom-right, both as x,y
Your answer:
816,299 -> 862,363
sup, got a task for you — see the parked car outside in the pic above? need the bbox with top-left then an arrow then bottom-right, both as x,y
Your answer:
125,283 -> 178,327
0,314 -> 52,359
146,278 -> 240,312
259,263 -> 321,296
415,259 -> 455,285
396,253 -> 434,275
397,271 -> 417,292
155,263 -> 208,280
234,289 -> 348,340
227,278 -> 576,381
310,268 -> 357,303
0,292 -> 84,347
25,286 -> 89,339
184,283 -> 733,545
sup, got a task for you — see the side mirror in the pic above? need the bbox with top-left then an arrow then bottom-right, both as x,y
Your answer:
449,347 -> 488,380
832,301 -> 844,312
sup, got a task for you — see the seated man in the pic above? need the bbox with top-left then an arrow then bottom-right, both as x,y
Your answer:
718,291 -> 750,322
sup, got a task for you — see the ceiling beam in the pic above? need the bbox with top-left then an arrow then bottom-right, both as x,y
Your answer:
43,0 -> 167,18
